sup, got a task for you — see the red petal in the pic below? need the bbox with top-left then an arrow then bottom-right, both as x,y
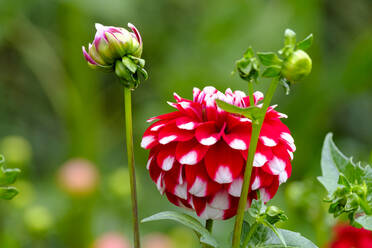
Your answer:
176,116 -> 198,130
141,129 -> 158,149
195,122 -> 222,146
185,163 -> 221,197
158,123 -> 194,145
176,139 -> 209,165
156,143 -> 177,171
204,141 -> 244,184
223,124 -> 252,150
147,111 -> 182,122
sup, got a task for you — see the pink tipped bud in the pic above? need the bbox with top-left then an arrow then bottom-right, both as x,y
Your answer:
82,23 -> 143,69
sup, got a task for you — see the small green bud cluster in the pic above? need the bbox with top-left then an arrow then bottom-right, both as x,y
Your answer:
249,198 -> 288,226
234,29 -> 313,93
326,172 -> 371,222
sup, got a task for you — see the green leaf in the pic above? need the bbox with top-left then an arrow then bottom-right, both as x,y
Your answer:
241,222 -> 318,248
142,211 -> 219,247
262,66 -> 281,78
317,133 -> 349,194
122,57 -> 137,73
0,186 -> 19,200
284,29 -> 296,47
257,52 -> 282,66
356,215 -> 372,231
296,34 -> 313,51
243,47 -> 255,59
215,99 -> 263,121
0,166 -> 21,186
0,155 -> 20,200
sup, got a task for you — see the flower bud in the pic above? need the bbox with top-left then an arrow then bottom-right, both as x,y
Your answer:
82,23 -> 142,69
281,50 -> 312,83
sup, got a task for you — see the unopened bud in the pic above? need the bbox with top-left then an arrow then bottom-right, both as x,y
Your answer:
82,23 -> 142,69
282,50 -> 312,83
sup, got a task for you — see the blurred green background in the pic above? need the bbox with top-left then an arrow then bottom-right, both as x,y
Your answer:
0,0 -> 371,247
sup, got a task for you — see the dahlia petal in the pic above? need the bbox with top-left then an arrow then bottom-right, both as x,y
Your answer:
165,192 -> 192,210
199,204 -> 224,220
227,177 -> 243,197
223,125 -> 251,150
163,162 -> 184,185
156,143 -> 177,171
251,176 -> 261,190
185,162 -> 221,197
147,111 -> 182,123
173,182 -> 188,200
156,172 -> 165,194
195,122 -> 222,146
176,116 -> 198,130
193,87 -> 201,101
255,168 -> 274,187
260,178 -> 279,203
253,91 -> 264,103
158,124 -> 194,145
288,150 -> 294,160
141,135 -> 157,149
149,120 -> 168,132
188,177 -> 207,197
267,156 -> 286,175
253,152 -> 268,167
82,46 -> 98,65
176,139 -> 209,165
204,141 -> 244,184
208,190 -> 230,210
280,132 -> 294,144
260,136 -> 277,147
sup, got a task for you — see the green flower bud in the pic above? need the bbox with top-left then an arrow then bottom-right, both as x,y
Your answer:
281,50 -> 312,83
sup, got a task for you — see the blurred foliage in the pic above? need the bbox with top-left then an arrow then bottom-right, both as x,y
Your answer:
0,0 -> 371,247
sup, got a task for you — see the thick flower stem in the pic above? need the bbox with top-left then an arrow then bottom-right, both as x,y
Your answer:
231,78 -> 279,248
124,87 -> 141,248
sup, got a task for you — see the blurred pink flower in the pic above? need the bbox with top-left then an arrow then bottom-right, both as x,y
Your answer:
94,232 -> 131,248
58,158 -> 99,196
143,233 -> 174,248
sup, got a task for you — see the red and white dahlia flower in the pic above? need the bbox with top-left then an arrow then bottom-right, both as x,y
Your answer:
141,87 -> 295,220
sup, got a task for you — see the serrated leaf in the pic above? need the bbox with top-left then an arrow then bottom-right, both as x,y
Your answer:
215,99 -> 263,121
296,34 -> 313,51
262,66 -> 281,78
257,52 -> 282,66
317,133 -> 349,194
355,215 -> 372,231
284,29 -> 296,47
142,211 -> 219,247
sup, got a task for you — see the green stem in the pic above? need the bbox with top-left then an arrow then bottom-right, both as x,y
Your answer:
247,81 -> 255,106
124,87 -> 141,248
242,221 -> 259,248
231,78 -> 279,248
202,219 -> 214,248
206,219 -> 214,233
